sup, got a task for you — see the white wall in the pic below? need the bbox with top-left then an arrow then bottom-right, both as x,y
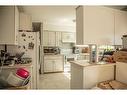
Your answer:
22,6 -> 76,32
43,23 -> 76,32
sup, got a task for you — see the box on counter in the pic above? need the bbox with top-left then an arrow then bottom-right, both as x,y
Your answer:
97,80 -> 112,89
97,80 -> 127,89
113,51 -> 127,63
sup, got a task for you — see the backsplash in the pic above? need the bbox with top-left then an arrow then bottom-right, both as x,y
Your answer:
0,45 -> 19,56
60,43 -> 74,49
59,43 -> 75,54
0,45 -> 4,50
0,42 -> 74,56
60,48 -> 73,55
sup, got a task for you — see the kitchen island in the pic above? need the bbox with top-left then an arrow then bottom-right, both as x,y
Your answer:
70,60 -> 116,89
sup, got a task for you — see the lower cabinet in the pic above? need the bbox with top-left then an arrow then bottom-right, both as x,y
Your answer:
44,55 -> 64,73
43,31 -> 56,46
54,59 -> 63,71
44,60 -> 54,72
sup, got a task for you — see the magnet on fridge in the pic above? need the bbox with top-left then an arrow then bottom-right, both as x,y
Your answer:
28,42 -> 34,49
23,46 -> 26,49
22,33 -> 26,37
18,46 -> 21,48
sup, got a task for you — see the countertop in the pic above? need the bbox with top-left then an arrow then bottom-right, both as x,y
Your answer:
76,53 -> 89,56
44,54 -> 63,56
0,63 -> 33,69
70,60 -> 116,67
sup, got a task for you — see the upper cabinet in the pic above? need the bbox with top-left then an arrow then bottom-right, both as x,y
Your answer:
76,6 -> 114,45
114,10 -> 127,45
62,32 -> 76,43
43,31 -> 75,46
76,6 -> 127,46
19,12 -> 32,31
0,6 -> 19,45
56,32 -> 62,46
43,31 -> 56,46
48,32 -> 56,46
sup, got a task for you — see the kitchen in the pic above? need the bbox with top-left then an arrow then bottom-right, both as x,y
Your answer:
0,6 -> 78,89
0,6 -> 127,90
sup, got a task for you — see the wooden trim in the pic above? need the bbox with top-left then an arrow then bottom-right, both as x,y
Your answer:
44,71 -> 64,74
114,65 -> 116,80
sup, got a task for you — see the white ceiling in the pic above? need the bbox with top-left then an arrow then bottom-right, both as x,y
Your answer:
107,6 -> 127,10
20,6 -> 127,27
21,6 -> 76,27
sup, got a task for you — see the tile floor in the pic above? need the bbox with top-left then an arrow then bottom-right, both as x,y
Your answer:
39,62 -> 71,89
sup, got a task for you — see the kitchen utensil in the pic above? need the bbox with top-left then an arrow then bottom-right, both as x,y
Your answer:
6,72 -> 25,86
16,68 -> 29,79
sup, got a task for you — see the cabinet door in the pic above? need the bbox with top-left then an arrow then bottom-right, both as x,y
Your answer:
115,10 -> 127,45
44,60 -> 54,72
56,32 -> 62,46
48,32 -> 56,46
19,13 -> 32,31
43,32 -> 49,46
54,60 -> 64,72
85,6 -> 114,45
116,62 -> 127,84
0,6 -> 19,44
76,6 -> 114,45
15,7 -> 19,44
84,65 -> 114,88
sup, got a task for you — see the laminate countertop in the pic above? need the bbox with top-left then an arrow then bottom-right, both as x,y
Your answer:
70,60 -> 116,67
0,63 -> 33,69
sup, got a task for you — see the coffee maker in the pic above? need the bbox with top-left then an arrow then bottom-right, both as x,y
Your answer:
72,47 -> 80,54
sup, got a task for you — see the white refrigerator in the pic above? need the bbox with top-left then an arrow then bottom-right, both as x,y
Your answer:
18,32 -> 40,89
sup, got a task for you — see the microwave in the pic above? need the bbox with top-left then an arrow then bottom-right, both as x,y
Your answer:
43,47 -> 60,54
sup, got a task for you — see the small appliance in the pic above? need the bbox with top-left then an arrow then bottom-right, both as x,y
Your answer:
43,46 -> 60,54
72,47 -> 80,54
